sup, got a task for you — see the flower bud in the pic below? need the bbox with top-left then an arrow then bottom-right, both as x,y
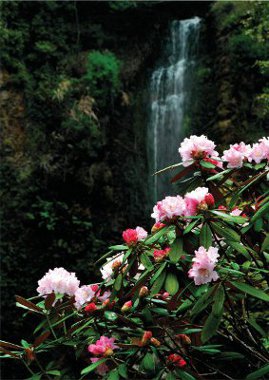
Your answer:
112,260 -> 122,271
204,193 -> 215,207
162,292 -> 170,300
151,222 -> 166,233
121,300 -> 132,313
141,331 -> 152,345
197,200 -> 208,211
85,302 -> 97,313
139,286 -> 149,298
176,334 -> 191,345
150,337 -> 161,347
167,353 -> 187,368
104,348 -> 113,357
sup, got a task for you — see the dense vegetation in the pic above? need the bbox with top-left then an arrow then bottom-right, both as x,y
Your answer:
0,1 -> 268,378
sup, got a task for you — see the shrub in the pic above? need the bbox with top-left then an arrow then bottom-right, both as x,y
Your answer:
1,135 -> 269,379
84,51 -> 121,105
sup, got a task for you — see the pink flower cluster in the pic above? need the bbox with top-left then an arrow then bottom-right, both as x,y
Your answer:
153,247 -> 171,262
178,135 -> 219,167
188,246 -> 219,285
122,226 -> 148,245
151,195 -> 186,222
74,284 -> 111,310
222,138 -> 269,168
37,267 -> 80,297
88,336 -> 118,375
151,187 -> 215,222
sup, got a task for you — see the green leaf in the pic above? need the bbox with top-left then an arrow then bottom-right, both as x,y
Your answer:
46,370 -> 61,376
245,364 -> 269,380
164,272 -> 179,296
109,245 -> 128,251
210,210 -> 247,224
211,222 -> 241,241
212,285 -> 225,315
108,369 -> 120,380
191,285 -> 215,317
145,226 -> 168,245
231,281 -> 269,302
118,363 -> 128,379
104,311 -> 118,321
261,234 -> 269,252
166,373 -> 176,380
201,308 -> 223,343
169,238 -> 184,263
142,352 -> 156,372
175,369 -> 196,380
183,220 -> 199,235
207,168 -> 232,182
228,241 -> 251,258
140,253 -> 154,270
150,270 -> 166,296
200,223 -> 212,248
81,358 -> 107,375
150,262 -> 167,285
251,202 -> 269,223
219,352 -> 245,360
114,274 -> 123,292
200,160 -> 216,169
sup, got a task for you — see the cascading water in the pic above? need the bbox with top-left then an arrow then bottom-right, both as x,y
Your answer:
148,17 -> 201,204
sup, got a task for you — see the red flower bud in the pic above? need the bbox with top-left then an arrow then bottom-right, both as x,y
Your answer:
139,286 -> 149,298
204,193 -> 215,207
167,353 -> 187,368
121,300 -> 132,313
85,302 -> 97,313
150,337 -> 161,347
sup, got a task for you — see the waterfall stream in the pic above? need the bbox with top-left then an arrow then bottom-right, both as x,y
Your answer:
148,17 -> 201,204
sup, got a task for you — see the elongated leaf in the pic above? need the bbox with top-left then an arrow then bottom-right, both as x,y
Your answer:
170,163 -> 195,183
200,223 -> 212,248
140,253 -> 154,270
211,222 -> 240,242
210,210 -> 247,224
145,226 -> 169,245
0,341 -> 23,350
45,293 -> 56,310
169,238 -> 183,263
109,245 -> 128,251
219,352 -> 245,360
15,296 -> 43,313
150,262 -> 167,285
251,202 -> 269,223
228,241 -> 250,258
245,364 -> 269,380
201,308 -> 223,343
114,274 -> 123,292
207,169 -> 232,182
183,220 -> 199,235
261,234 -> 269,253
108,369 -> 119,380
200,160 -> 215,169
175,369 -> 196,380
164,273 -> 179,296
33,331 -> 50,347
212,285 -> 225,315
81,358 -> 107,375
150,270 -> 166,296
142,352 -> 156,372
118,363 -> 128,379
191,285 -> 216,317
231,281 -> 269,302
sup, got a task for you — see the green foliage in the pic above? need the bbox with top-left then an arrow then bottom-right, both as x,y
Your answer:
84,51 -> 121,105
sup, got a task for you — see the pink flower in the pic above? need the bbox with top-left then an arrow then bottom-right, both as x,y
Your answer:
153,248 -> 171,262
184,187 -> 214,216
100,253 -> 124,280
122,226 -> 147,245
122,229 -> 138,245
135,226 -> 148,241
74,284 -> 111,309
167,354 -> 187,368
178,135 -> 219,167
230,208 -> 242,216
37,267 -> 80,297
222,142 -> 251,168
248,138 -> 269,164
151,196 -> 186,222
88,336 -> 118,357
188,246 -> 219,285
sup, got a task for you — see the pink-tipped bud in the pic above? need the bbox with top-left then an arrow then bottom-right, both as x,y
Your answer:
121,300 -> 132,313
90,284 -> 99,293
139,286 -> 149,298
141,331 -> 152,345
176,334 -> 191,345
162,292 -> 170,300
122,229 -> 138,245
150,337 -> 161,347
167,354 -> 187,368
112,260 -> 122,271
151,222 -> 166,233
204,193 -> 215,207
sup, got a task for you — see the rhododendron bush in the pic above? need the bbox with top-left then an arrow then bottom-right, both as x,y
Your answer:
1,135 -> 269,380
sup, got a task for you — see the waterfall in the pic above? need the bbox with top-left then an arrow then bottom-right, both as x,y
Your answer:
148,17 -> 201,204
